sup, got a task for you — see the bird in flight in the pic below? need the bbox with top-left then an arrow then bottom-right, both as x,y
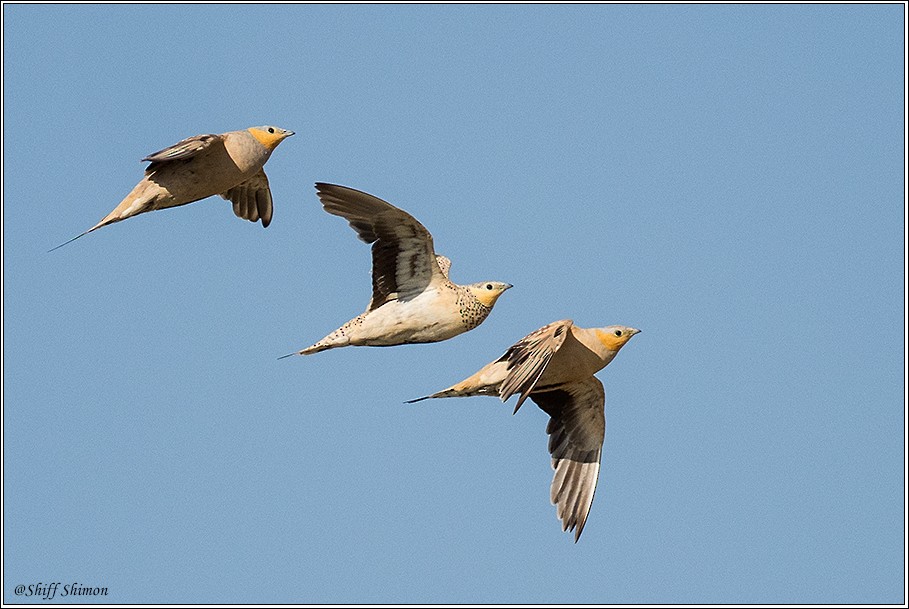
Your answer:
283,183 -> 512,357
51,125 -> 294,250
409,319 -> 640,541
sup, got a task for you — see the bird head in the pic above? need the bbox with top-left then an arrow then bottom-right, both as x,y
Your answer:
594,326 -> 641,352
247,126 -> 295,151
467,281 -> 513,307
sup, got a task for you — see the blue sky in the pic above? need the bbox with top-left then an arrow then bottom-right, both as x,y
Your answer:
3,3 -> 905,604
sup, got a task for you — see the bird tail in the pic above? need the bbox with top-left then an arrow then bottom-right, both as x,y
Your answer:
49,183 -> 157,252
48,212 -> 127,252
279,329 -> 352,359
298,342 -> 336,356
405,388 -> 458,403
276,344 -> 331,360
405,381 -> 500,403
407,360 -> 508,403
48,226 -> 100,252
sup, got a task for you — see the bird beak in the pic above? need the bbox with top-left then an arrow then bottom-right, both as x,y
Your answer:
630,328 -> 642,335
504,283 -> 514,290
285,130 -> 295,137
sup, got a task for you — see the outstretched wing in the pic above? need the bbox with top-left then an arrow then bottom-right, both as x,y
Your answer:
497,319 -> 574,412
142,133 -> 225,164
315,183 -> 446,310
221,170 -> 273,227
530,377 -> 606,542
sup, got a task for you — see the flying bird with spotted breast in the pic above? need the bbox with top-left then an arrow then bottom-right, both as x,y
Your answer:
409,319 -> 640,541
282,183 -> 512,356
51,125 -> 294,250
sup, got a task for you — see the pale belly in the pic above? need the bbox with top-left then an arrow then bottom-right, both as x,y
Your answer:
347,291 -> 468,346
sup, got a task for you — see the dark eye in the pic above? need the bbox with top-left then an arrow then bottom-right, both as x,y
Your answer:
486,284 -> 493,290
268,127 -> 275,134
614,330 -> 623,337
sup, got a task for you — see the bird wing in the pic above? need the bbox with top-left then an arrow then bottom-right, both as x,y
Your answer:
315,183 -> 445,311
221,170 -> 273,227
529,376 -> 606,542
435,254 -> 452,279
141,133 -> 225,164
497,319 -> 574,412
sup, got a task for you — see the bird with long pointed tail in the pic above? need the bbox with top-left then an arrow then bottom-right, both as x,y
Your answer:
408,319 -> 640,541
51,125 -> 294,250
282,183 -> 512,357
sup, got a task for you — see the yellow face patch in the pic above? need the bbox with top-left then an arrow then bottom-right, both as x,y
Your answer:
248,127 -> 289,151
471,285 -> 508,307
595,328 -> 636,352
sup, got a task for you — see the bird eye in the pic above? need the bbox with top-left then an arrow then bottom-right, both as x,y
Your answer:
268,127 -> 275,134
614,330 -> 623,337
486,284 -> 493,290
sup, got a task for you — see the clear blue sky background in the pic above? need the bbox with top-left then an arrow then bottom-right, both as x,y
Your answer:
3,3 -> 905,604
